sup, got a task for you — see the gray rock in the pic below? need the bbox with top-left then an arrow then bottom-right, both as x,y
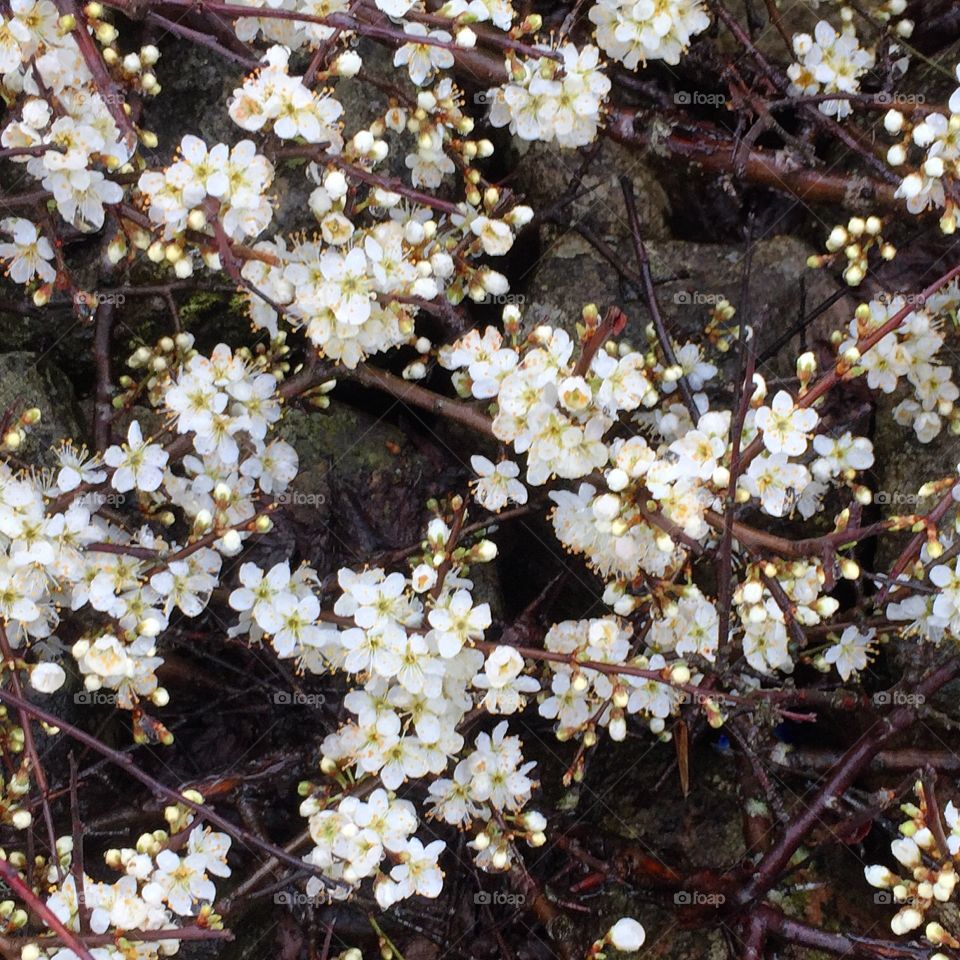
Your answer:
277,404 -> 433,571
0,352 -> 81,464
514,137 -> 672,246
523,233 -> 853,383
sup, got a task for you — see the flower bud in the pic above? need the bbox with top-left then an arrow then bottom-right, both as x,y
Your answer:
221,529 -> 242,552
606,918 -> 646,952
475,539 -> 497,561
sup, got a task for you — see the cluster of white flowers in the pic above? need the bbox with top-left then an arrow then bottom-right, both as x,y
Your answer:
429,722 -> 542,871
39,817 -> 231,960
241,175 -> 530,366
440,319 -> 658,488
0,335 -> 297,716
241,224 -> 432,368
884,67 -> 960,219
137,135 -> 275,248
0,1 -> 142,233
537,616 -> 690,741
588,0 -> 710,68
436,0 -> 516,30
222,503 -> 546,892
865,782 -> 960,941
229,45 -> 344,148
787,21 -> 875,119
486,43 -> 610,148
840,290 -> 960,443
735,559 -> 843,675
300,786 -> 442,906
646,584 -> 718,662
440,310 -> 881,677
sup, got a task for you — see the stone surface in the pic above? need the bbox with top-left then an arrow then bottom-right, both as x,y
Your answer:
277,404 -> 434,572
522,232 -> 854,382
512,136 -> 672,247
0,352 -> 81,464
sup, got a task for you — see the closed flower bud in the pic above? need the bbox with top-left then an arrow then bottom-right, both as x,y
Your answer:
475,539 -> 497,561
891,907 -> 923,935
10,810 -> 31,830
609,713 -> 626,741
606,918 -> 646,952
221,529 -> 242,552
670,663 -> 691,685
592,493 -> 620,521
883,109 -> 904,133
607,468 -> 629,492
887,144 -> 907,166
864,864 -> 897,888
839,558 -> 860,579
334,50 -> 362,77
826,226 -> 848,251
94,21 -> 117,43
742,580 -> 763,605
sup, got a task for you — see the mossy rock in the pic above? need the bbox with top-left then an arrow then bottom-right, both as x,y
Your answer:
278,405 -> 433,569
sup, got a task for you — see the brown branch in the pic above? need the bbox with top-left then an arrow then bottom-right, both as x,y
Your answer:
0,856 -> 96,960
0,624 -> 62,881
53,0 -> 138,150
620,176 -> 698,419
732,657 -> 960,908
0,687 -> 344,890
340,364 -> 496,437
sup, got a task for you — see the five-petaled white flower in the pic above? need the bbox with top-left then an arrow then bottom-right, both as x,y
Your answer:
104,421 -> 169,493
